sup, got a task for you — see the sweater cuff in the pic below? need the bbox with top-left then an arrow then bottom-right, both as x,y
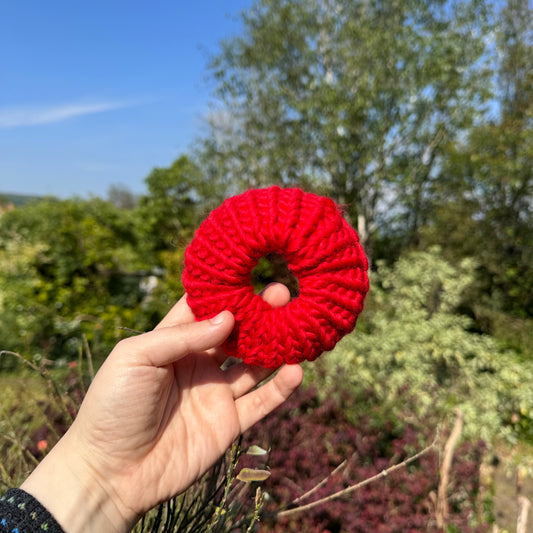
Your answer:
0,488 -> 65,533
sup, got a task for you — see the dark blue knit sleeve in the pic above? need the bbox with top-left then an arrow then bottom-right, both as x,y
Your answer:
0,489 -> 64,533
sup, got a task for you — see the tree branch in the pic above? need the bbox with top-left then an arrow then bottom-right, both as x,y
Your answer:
272,436 -> 438,520
292,459 -> 348,506
436,410 -> 464,529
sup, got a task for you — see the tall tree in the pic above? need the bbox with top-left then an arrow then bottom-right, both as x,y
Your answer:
426,0 -> 533,317
202,0 -> 492,258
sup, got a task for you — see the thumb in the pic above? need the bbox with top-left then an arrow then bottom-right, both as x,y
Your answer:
260,282 -> 291,308
117,311 -> 235,367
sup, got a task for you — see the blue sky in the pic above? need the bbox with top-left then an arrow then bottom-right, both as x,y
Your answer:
0,1 -> 253,197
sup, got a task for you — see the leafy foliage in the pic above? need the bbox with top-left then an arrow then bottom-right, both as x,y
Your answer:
199,0 -> 533,320
309,247 -> 533,444
0,155 -> 214,367
424,0 -> 533,318
0,198 -> 153,366
136,155 -> 225,253
203,0 -> 493,257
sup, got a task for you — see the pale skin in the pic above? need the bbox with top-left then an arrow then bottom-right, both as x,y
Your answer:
21,283 -> 303,533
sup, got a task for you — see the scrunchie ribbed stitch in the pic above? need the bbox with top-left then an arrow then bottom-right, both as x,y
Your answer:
182,186 -> 369,368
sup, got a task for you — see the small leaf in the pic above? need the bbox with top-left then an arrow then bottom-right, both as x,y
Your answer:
237,468 -> 271,482
246,445 -> 268,456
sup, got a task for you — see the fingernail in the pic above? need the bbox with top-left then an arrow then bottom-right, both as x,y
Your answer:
210,312 -> 225,325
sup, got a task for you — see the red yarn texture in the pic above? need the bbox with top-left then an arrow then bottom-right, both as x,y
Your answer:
182,186 -> 369,368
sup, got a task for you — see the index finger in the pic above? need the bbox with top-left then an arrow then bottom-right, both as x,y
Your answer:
157,295 -> 233,365
122,311 -> 235,367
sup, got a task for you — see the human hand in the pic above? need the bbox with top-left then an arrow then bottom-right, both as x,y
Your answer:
21,284 -> 303,533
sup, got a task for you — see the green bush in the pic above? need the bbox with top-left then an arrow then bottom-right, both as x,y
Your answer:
307,247 -> 533,444
0,198 -> 155,366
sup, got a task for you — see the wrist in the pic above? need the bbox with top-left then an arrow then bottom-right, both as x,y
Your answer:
21,430 -> 137,533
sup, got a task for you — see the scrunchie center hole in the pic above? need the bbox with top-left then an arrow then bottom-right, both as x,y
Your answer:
251,253 -> 299,298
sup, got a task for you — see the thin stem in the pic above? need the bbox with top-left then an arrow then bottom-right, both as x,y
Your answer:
82,334 -> 95,382
245,487 -> 264,533
275,436 -> 438,520
207,443 -> 239,532
292,458 -> 348,506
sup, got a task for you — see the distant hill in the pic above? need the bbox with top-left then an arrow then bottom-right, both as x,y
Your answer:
0,193 -> 43,207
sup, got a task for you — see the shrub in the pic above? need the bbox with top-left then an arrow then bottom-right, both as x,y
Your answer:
308,247 -> 533,445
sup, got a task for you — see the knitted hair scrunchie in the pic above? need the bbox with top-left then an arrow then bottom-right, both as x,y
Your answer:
182,186 -> 369,368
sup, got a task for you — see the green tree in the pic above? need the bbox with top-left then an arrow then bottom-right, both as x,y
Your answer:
136,155 -> 220,252
0,198 -> 152,365
423,0 -> 533,318
130,155 -> 230,314
202,0 -> 493,259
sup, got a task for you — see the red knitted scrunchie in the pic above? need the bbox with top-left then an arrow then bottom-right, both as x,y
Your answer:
182,186 -> 369,368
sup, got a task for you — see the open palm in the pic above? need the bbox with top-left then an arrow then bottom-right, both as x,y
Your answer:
63,285 -> 303,526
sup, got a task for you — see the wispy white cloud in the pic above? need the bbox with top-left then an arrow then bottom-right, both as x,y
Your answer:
0,100 -> 135,128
